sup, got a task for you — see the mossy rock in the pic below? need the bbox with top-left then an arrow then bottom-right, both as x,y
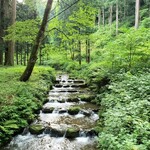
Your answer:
51,128 -> 66,137
67,97 -> 79,102
87,128 -> 99,136
29,124 -> 45,134
42,107 -> 55,113
68,106 -> 80,115
57,99 -> 66,103
66,127 -> 80,138
78,95 -> 95,102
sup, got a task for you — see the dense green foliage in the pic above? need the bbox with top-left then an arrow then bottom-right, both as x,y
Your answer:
96,72 -> 150,150
0,66 -> 55,146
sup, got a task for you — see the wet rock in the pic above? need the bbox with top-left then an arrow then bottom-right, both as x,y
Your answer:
57,99 -> 66,103
59,109 -> 67,114
66,127 -> 80,138
68,77 -> 75,80
67,97 -> 79,102
63,85 -> 70,88
81,110 -> 91,117
92,108 -> 99,113
29,124 -> 45,134
71,84 -> 87,88
74,80 -> 84,84
67,89 -> 78,93
51,127 -> 66,137
55,80 -> 60,84
42,107 -> 55,113
87,128 -> 98,136
68,106 -> 80,115
78,95 -> 95,102
55,84 -> 63,88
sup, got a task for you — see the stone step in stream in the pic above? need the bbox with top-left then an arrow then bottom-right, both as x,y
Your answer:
2,74 -> 99,150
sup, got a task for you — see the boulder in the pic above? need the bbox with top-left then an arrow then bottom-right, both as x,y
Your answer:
63,85 -> 70,88
66,127 -> 80,138
57,99 -> 66,103
87,128 -> 98,136
74,80 -> 84,84
55,84 -> 63,88
81,110 -> 91,117
67,97 -> 79,102
29,124 -> 45,134
42,107 -> 55,113
59,109 -> 67,114
51,127 -> 66,137
78,95 -> 95,102
68,106 -> 80,115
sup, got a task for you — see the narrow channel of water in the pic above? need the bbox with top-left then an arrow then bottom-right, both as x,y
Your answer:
2,74 -> 99,150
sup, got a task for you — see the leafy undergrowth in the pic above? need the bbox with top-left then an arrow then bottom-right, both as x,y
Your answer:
0,66 -> 55,146
96,71 -> 150,150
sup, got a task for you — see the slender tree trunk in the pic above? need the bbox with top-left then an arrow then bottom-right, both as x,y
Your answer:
124,0 -> 126,19
86,39 -> 90,63
98,8 -> 101,28
39,48 -> 42,65
102,7 -> 105,26
20,46 -> 23,65
26,43 -> 29,62
116,1 -> 119,35
16,43 -> 19,65
5,0 -> 16,66
24,44 -> 26,66
135,0 -> 140,29
109,5 -> 113,32
78,40 -> 81,65
0,0 -> 4,65
71,40 -> 75,60
20,0 -> 53,81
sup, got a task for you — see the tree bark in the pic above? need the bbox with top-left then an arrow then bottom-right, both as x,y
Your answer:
0,0 -> 4,65
20,0 -> 53,81
98,8 -> 101,28
135,0 -> 140,29
5,0 -> 16,66
102,7 -> 105,26
86,39 -> 90,63
109,5 -> 113,32
78,40 -> 81,65
116,1 -> 119,35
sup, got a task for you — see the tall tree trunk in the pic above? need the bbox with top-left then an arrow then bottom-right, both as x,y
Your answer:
16,43 -> 19,65
86,39 -> 90,63
135,0 -> 140,29
20,0 -> 53,82
102,7 -> 105,26
5,0 -> 16,66
78,40 -> 81,65
20,46 -> 23,65
109,5 -> 113,32
116,1 -> 119,35
39,48 -> 42,65
98,8 -> 101,28
0,0 -> 4,65
124,0 -> 126,19
24,44 -> 26,66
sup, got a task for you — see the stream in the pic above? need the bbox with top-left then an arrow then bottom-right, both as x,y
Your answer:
2,74 -> 99,150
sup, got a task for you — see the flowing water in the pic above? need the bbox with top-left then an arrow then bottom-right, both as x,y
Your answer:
1,74 -> 99,150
